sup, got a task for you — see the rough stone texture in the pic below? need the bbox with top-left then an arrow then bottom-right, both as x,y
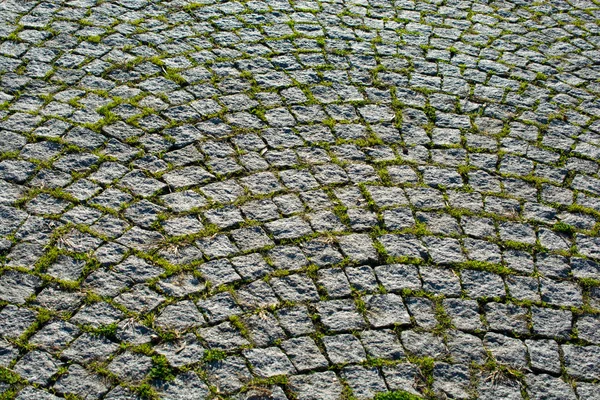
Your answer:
432,363 -> 471,399
243,347 -> 296,378
289,371 -> 344,400
0,0 -> 599,397
53,364 -> 109,400
526,374 -> 577,400
155,371 -> 210,400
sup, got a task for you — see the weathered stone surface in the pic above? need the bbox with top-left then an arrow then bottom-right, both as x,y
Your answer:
0,1 -> 598,397
243,347 -> 296,378
289,371 -> 344,400
53,364 -> 109,399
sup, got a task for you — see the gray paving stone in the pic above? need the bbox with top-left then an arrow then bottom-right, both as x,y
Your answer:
374,264 -> 421,292
382,363 -> 420,395
462,269 -> 506,299
337,233 -> 378,263
341,365 -> 387,399
265,216 -> 313,240
29,320 -> 79,351
317,268 -> 351,298
443,298 -> 484,331
236,280 -> 278,311
531,306 -> 572,339
243,347 -> 296,378
53,364 -> 109,400
198,259 -> 241,287
447,330 -> 486,365
405,297 -> 437,329
244,312 -> 286,347
576,314 -> 600,344
526,339 -> 561,374
155,300 -> 205,331
477,374 -> 523,400
70,302 -> 123,328
540,278 -> 583,307
346,265 -> 379,293
485,302 -> 529,335
361,329 -> 405,360
237,386 -> 288,400
317,299 -> 366,332
13,350 -> 62,385
155,371 -> 210,400
0,304 -> 37,339
364,293 -> 411,328
323,333 -> 366,364
432,363 -> 471,399
115,284 -> 164,313
271,274 -> 319,303
0,270 -> 41,304
420,266 -> 461,297
288,371 -> 344,400
0,341 -> 18,368
281,336 -> 328,372
484,333 -> 528,369
377,235 -> 425,263
526,374 -> 576,400
506,275 -> 540,302
108,352 -> 152,383
15,387 -> 61,400
154,333 -> 204,368
61,333 -> 119,364
562,344 -> 600,380
198,290 -> 242,322
206,356 -> 251,394
268,245 -> 308,271
117,226 -> 164,251
276,306 -> 314,337
402,330 -> 447,359
199,322 -> 249,351
576,382 -> 600,400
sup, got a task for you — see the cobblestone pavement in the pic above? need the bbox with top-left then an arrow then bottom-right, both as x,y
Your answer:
0,0 -> 600,399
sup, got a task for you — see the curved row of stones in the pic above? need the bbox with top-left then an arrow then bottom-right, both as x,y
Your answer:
1,0 -> 600,399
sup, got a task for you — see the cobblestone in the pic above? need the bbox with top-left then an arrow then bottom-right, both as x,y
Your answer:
0,0 -> 599,398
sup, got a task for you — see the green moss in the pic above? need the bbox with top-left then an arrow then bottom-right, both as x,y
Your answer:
149,355 -> 175,381
0,367 -> 20,384
136,383 -> 159,399
84,35 -> 102,43
502,240 -> 532,252
552,221 -> 576,236
455,260 -> 513,276
229,315 -> 250,339
374,390 -> 424,400
423,105 -> 436,122
202,349 -> 227,362
578,277 -> 600,288
89,323 -> 118,340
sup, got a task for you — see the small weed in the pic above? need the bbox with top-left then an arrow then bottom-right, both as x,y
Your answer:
136,383 -> 158,399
